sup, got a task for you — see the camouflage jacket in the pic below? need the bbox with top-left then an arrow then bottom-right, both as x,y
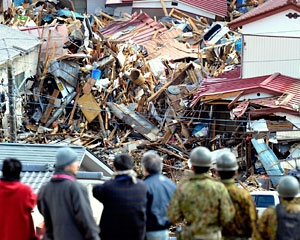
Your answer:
167,173 -> 235,235
257,200 -> 300,240
220,179 -> 257,239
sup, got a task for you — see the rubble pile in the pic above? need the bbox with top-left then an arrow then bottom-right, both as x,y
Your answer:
1,1 -> 269,185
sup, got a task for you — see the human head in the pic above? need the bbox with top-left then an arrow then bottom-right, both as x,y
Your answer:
277,175 -> 300,200
113,154 -> 133,171
2,158 -> 22,180
55,147 -> 79,175
142,151 -> 162,176
189,146 -> 212,174
216,152 -> 238,180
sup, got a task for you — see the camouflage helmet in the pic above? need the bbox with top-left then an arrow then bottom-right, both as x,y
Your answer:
277,175 -> 300,198
190,146 -> 212,167
216,152 -> 238,171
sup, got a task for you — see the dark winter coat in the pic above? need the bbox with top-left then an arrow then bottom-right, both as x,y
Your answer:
37,171 -> 100,240
93,175 -> 147,240
0,179 -> 37,240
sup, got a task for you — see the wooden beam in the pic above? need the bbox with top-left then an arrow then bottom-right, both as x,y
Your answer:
227,91 -> 244,109
40,89 -> 60,124
160,0 -> 168,16
188,18 -> 200,34
200,91 -> 243,101
68,87 -> 82,125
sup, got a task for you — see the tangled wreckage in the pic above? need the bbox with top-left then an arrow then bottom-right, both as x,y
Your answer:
0,0 -> 299,190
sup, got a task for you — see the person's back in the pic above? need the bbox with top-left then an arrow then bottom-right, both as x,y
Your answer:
0,158 -> 37,240
38,147 -> 100,240
167,147 -> 235,239
142,151 -> 177,240
257,175 -> 300,240
93,153 -> 147,240
216,152 -> 257,239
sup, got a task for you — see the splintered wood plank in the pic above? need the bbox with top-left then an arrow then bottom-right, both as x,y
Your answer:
40,89 -> 60,124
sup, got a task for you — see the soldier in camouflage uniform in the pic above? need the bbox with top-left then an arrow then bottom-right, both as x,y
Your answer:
216,152 -> 257,240
167,146 -> 235,240
257,175 -> 300,240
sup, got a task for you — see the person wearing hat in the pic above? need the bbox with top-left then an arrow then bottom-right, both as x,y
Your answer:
37,147 -> 100,240
167,146 -> 235,240
257,175 -> 300,240
215,152 -> 257,240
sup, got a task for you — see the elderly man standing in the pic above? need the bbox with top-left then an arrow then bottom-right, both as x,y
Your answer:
38,147 -> 100,240
142,151 -> 177,240
167,146 -> 235,240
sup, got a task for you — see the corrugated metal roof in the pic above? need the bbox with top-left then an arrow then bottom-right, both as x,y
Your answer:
102,17 -> 198,60
251,138 -> 284,186
181,0 -> 227,16
101,12 -> 168,45
0,24 -> 41,65
229,0 -> 300,29
194,74 -> 268,97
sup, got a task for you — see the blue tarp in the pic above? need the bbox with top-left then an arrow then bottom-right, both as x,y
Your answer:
14,0 -> 32,6
251,138 -> 284,186
56,9 -> 84,20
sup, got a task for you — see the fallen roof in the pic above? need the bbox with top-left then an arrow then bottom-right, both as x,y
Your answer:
0,24 -> 41,65
181,0 -> 227,17
142,28 -> 199,60
229,0 -> 300,29
193,72 -> 300,109
100,12 -> 200,60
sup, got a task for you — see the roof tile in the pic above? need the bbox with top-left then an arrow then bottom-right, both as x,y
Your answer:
101,12 -> 168,44
193,73 -> 300,112
229,0 -> 300,28
181,0 -> 227,16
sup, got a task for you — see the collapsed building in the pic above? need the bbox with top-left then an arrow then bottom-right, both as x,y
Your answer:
0,0 -> 299,190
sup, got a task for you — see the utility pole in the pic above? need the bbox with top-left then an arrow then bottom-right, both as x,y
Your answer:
3,39 -> 16,142
7,61 -> 16,143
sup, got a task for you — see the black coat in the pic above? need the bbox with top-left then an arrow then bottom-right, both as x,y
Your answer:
93,175 -> 147,240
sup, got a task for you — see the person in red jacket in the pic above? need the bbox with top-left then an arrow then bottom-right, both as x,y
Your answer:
0,158 -> 37,240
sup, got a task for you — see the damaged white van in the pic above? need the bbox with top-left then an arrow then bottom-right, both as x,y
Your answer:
250,191 -> 280,216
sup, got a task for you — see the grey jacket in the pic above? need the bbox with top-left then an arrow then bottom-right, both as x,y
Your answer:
37,171 -> 100,240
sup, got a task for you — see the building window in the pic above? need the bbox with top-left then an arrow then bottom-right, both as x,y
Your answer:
15,72 -> 25,92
